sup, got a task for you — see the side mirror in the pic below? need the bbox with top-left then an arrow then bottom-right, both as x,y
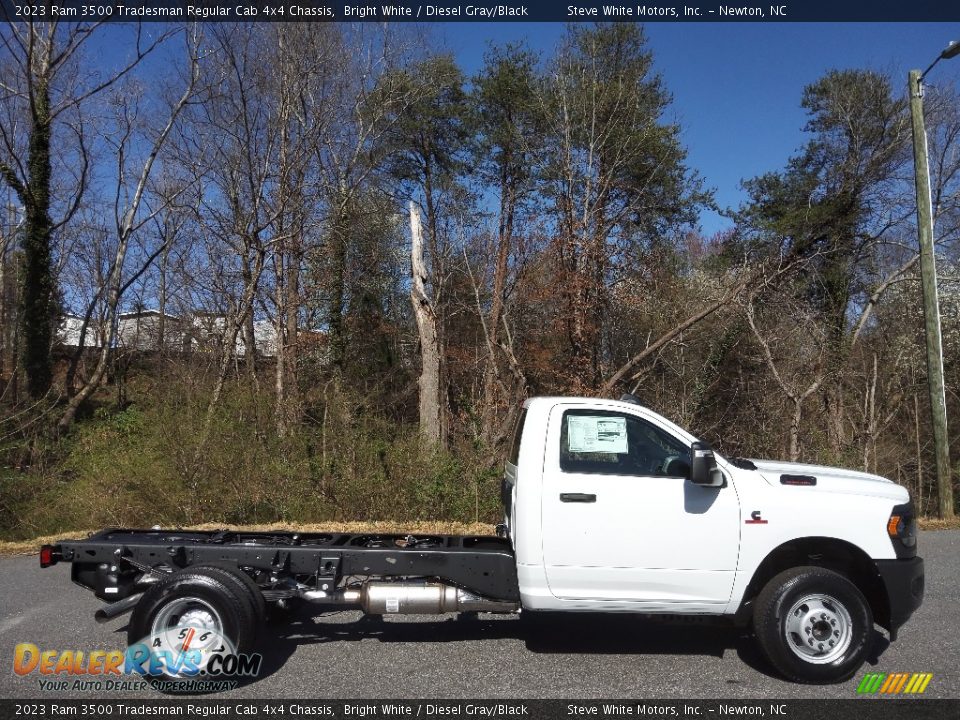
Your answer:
690,441 -> 724,487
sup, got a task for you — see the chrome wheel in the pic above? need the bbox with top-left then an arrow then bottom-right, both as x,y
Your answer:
151,596 -> 223,636
149,596 -> 226,676
783,593 -> 853,664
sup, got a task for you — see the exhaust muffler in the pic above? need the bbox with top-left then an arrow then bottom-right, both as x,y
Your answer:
327,582 -> 518,615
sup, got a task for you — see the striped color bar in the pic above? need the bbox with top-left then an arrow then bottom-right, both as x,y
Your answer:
856,672 -> 933,694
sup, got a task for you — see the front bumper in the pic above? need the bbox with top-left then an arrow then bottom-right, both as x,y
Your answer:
875,556 -> 924,640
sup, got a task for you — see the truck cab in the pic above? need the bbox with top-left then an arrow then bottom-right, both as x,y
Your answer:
502,396 -> 924,682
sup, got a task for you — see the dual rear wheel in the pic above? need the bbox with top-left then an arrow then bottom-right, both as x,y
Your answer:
127,565 -> 264,687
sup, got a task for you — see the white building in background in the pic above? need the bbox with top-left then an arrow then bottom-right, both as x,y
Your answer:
248,320 -> 278,357
58,309 -> 294,360
58,314 -> 104,348
116,310 -> 187,351
59,310 -> 183,351
189,313 -> 278,358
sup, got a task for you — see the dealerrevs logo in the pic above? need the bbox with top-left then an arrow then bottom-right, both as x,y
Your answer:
13,628 -> 262,692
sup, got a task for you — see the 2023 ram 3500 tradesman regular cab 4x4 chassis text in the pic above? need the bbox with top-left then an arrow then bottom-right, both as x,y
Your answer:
41,395 -> 924,684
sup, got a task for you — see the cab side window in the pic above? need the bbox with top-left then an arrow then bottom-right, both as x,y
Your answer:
559,410 -> 691,477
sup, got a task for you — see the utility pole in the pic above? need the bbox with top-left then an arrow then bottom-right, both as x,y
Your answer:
909,46 -> 958,519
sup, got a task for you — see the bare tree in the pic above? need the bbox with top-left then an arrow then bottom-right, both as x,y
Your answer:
175,25 -> 303,453
745,295 -> 828,461
315,25 -> 414,373
268,28 -> 315,438
0,21 -> 173,397
461,235 -> 529,451
602,270 -> 757,396
0,197 -> 22,382
57,26 -> 202,432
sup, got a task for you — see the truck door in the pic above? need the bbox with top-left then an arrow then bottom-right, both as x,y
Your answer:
541,405 -> 740,606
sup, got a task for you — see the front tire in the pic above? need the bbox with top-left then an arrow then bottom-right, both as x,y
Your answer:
753,566 -> 873,683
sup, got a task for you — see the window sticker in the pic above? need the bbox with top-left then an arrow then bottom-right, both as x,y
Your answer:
566,415 -> 628,454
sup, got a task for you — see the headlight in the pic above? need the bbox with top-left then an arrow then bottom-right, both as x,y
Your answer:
887,502 -> 917,557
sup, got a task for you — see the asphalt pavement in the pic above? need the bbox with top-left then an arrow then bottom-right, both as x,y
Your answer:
1,531 -> 957,700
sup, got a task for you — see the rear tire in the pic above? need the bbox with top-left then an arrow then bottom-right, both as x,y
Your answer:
127,567 -> 260,691
753,566 -> 873,683
197,564 -> 266,628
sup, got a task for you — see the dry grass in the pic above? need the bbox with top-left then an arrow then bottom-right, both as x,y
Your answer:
0,520 -> 497,557
917,516 -> 960,530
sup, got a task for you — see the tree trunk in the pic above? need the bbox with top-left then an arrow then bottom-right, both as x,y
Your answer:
284,233 -> 300,424
157,231 -> 171,352
194,244 -> 266,466
0,207 -> 10,380
240,255 -> 258,386
822,236 -> 854,456
409,202 -> 442,448
273,229 -> 302,438
326,198 -> 348,371
421,163 -> 448,445
274,241 -> 288,437
0,243 -> 5,378
20,75 -> 54,398
789,400 -> 802,461
481,177 -> 516,445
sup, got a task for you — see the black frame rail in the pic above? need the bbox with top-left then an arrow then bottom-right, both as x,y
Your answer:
51,528 -> 520,601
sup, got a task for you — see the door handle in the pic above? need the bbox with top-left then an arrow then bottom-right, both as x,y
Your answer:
560,493 -> 596,503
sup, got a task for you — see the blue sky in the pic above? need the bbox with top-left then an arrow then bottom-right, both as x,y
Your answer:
437,22 -> 960,235
92,21 -> 960,237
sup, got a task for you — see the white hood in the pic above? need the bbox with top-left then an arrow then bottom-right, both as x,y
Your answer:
745,459 -> 909,503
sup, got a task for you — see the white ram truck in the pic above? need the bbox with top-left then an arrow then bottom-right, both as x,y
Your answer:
42,394 -> 924,685
501,395 -> 923,683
